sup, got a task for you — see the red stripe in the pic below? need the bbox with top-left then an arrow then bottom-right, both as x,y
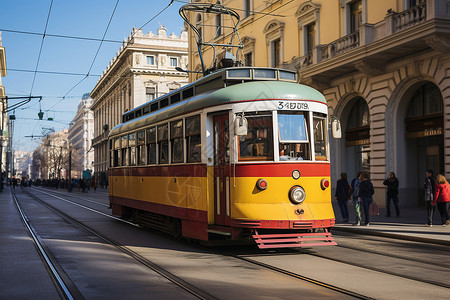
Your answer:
110,164 -> 207,177
235,163 -> 330,177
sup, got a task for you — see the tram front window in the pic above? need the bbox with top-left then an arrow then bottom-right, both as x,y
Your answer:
313,114 -> 328,161
278,112 -> 310,161
238,114 -> 273,161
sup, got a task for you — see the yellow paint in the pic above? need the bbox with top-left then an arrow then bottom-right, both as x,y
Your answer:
187,0 -> 403,80
111,173 -> 334,223
230,176 -> 334,221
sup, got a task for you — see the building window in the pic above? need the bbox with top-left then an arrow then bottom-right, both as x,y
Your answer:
215,14 -> 222,38
271,39 -> 281,67
196,14 -> 203,42
350,1 -> 362,33
146,87 -> 156,101
263,21 -> 284,68
244,52 -> 253,66
170,57 -> 178,67
243,0 -> 251,18
146,55 -> 155,65
306,22 -> 316,54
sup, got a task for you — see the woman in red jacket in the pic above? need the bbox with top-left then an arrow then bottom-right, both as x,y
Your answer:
433,174 -> 450,227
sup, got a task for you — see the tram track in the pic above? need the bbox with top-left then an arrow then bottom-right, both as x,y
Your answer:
16,187 -> 218,300
20,187 -> 449,299
25,187 -> 369,299
310,233 -> 450,289
11,189 -> 80,300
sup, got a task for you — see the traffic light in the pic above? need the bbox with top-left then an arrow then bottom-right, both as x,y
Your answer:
38,110 -> 44,120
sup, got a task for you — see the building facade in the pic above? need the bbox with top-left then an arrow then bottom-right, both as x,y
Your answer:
90,25 -> 189,183
68,93 -> 94,178
187,0 -> 450,207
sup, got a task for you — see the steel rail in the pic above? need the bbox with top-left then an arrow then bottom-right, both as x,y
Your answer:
216,249 -> 375,300
311,233 -> 450,289
21,188 -> 218,300
11,190 -> 75,300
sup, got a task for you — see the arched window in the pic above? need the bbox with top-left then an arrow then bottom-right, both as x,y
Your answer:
407,83 -> 442,119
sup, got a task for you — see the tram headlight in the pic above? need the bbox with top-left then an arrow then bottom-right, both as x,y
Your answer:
289,186 -> 306,204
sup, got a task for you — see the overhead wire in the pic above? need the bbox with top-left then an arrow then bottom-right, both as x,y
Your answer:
29,0 -> 54,97
46,0 -> 121,112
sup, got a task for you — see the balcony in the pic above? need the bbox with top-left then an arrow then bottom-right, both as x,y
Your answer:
300,0 -> 450,86
92,131 -> 108,147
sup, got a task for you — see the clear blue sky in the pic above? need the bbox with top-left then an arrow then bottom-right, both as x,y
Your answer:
0,0 -> 186,152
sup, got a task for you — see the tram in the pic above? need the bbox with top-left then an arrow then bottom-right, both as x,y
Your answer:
108,66 -> 341,249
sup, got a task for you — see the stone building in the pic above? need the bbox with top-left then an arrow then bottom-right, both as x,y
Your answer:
68,93 -> 94,178
90,25 -> 189,182
186,0 -> 450,207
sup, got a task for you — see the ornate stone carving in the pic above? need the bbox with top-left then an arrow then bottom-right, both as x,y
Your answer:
355,60 -> 385,76
425,36 -> 450,52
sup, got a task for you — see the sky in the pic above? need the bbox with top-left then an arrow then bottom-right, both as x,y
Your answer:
0,0 -> 187,152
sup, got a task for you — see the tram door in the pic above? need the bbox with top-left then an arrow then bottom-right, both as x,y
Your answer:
213,113 -> 231,226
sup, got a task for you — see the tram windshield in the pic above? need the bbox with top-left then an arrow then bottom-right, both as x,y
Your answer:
278,112 -> 310,161
237,111 -> 328,162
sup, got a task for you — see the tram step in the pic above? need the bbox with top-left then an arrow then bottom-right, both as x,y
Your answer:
252,231 -> 337,249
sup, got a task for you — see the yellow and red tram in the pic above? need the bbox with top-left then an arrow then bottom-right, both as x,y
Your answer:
108,67 -> 339,249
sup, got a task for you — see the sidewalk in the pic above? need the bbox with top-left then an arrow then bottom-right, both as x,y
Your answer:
0,187 -> 61,298
332,201 -> 450,246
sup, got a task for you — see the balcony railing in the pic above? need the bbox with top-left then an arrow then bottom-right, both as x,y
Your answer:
312,1 -> 431,65
394,2 -> 427,31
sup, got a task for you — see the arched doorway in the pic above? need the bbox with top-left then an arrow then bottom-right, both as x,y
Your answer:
404,82 -> 443,205
344,97 -> 370,179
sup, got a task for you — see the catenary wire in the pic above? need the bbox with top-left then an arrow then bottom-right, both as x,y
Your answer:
29,0 -> 54,97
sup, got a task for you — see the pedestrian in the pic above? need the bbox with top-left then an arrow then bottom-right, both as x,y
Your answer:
383,172 -> 400,217
424,170 -> 436,227
335,172 -> 350,223
358,172 -> 374,226
350,172 -> 362,226
432,174 -> 450,227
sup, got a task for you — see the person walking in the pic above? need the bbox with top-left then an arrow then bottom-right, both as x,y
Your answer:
358,172 -> 374,226
432,174 -> 450,227
383,172 -> 400,217
335,172 -> 350,223
350,172 -> 362,226
424,170 -> 436,227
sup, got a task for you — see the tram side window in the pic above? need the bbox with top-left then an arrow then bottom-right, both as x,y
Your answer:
238,114 -> 273,161
121,135 -> 128,166
158,124 -> 169,164
137,130 -> 145,165
278,112 -> 310,161
128,133 -> 136,166
313,113 -> 328,161
186,115 -> 201,162
114,137 -> 121,167
109,140 -> 114,168
171,120 -> 184,163
146,127 -> 157,164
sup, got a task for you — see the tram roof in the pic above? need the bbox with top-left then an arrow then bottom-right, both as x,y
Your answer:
109,79 -> 326,137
